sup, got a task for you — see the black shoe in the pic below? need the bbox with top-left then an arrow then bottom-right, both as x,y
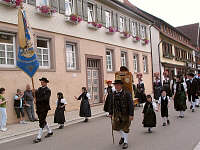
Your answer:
163,123 -> 166,126
190,105 -> 193,109
179,116 -> 184,118
196,105 -> 200,107
167,120 -> 170,125
192,109 -> 195,112
122,143 -> 128,149
58,125 -> 64,129
33,138 -> 41,143
148,128 -> 152,133
84,118 -> 88,122
45,132 -> 53,138
119,138 -> 124,145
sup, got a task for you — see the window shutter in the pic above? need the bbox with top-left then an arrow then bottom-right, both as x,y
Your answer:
125,17 -> 130,32
59,0 -> 65,14
28,0 -> 36,6
96,4 -> 101,23
129,20 -> 133,34
145,26 -> 147,39
112,11 -> 117,29
117,14 -> 121,31
101,7 -> 106,26
76,0 -> 83,17
137,22 -> 141,37
82,0 -> 88,21
50,0 -> 58,12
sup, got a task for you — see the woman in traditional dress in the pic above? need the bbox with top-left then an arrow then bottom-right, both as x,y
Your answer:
75,87 -> 91,122
135,73 -> 146,105
173,75 -> 187,118
153,72 -> 162,102
54,92 -> 67,129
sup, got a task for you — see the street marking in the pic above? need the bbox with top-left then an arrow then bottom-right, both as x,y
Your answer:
194,141 -> 200,150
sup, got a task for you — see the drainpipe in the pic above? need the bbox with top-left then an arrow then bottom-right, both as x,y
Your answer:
149,24 -> 155,92
158,40 -> 163,82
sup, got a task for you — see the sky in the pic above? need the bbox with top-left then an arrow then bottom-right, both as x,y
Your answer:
129,0 -> 200,27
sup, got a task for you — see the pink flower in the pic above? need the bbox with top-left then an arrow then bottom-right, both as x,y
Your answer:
108,27 -> 116,32
96,23 -> 102,28
136,36 -> 140,41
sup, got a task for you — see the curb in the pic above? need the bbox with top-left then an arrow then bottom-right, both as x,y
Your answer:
0,112 -> 106,144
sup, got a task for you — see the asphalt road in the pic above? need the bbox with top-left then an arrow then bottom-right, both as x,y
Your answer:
1,102 -> 200,150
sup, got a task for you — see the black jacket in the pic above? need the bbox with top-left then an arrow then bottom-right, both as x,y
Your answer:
35,86 -> 51,112
109,89 -> 134,116
186,78 -> 199,95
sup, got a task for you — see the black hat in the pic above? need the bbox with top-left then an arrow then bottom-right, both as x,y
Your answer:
39,77 -> 49,83
113,80 -> 123,85
187,72 -> 195,77
161,88 -> 167,93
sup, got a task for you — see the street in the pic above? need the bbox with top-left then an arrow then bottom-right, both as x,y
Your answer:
1,102 -> 200,150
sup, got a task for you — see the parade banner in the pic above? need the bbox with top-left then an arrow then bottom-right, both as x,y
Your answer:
17,7 -> 39,78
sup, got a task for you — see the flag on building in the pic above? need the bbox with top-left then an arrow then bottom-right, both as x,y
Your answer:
17,7 -> 39,78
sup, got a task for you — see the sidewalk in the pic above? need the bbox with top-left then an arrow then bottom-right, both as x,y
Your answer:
0,105 -> 105,144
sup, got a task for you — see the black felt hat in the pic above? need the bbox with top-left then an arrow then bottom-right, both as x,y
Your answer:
39,77 -> 49,83
187,72 -> 195,77
113,80 -> 123,85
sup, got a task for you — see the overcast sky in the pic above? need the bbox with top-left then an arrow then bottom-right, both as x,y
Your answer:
129,0 -> 200,27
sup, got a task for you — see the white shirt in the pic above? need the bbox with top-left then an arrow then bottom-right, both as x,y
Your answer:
158,96 -> 170,104
173,82 -> 187,93
86,93 -> 91,100
104,87 -> 116,95
56,98 -> 67,106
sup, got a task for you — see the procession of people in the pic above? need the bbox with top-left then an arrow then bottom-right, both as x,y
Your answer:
1,67 -> 200,149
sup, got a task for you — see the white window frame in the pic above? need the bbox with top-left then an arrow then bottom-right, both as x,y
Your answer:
65,0 -> 73,16
0,32 -> 16,68
66,42 -> 77,70
131,21 -> 137,37
121,51 -> 127,67
141,25 -> 146,39
88,3 -> 95,22
133,54 -> 138,73
37,38 -> 51,69
106,50 -> 113,71
119,17 -> 124,32
105,11 -> 112,28
143,56 -> 148,73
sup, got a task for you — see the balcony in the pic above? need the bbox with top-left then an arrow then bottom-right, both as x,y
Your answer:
36,6 -> 56,17
163,54 -> 174,59
0,0 -> 21,8
106,27 -> 117,34
120,32 -> 131,39
87,22 -> 102,30
132,36 -> 140,42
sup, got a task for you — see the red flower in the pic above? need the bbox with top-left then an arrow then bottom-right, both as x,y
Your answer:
70,14 -> 82,23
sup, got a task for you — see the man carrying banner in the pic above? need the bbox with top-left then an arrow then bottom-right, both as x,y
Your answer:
33,77 -> 53,143
109,80 -> 134,149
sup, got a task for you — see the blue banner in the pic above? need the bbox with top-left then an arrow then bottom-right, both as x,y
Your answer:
17,8 -> 39,78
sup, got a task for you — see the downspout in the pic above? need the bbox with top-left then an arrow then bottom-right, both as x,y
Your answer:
149,24 -> 155,92
158,40 -> 163,82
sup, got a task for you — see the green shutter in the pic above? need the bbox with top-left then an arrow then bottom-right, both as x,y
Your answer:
96,4 -> 101,23
59,0 -> 65,14
82,0 -> 88,21
28,0 -> 35,6
76,0 -> 83,17
50,0 -> 58,12
101,7 -> 106,27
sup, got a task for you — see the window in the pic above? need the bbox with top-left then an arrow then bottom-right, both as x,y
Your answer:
66,42 -> 77,70
133,54 -> 139,73
121,51 -> 127,67
88,3 -> 94,22
105,11 -> 112,28
106,50 -> 113,71
37,38 -> 50,69
162,42 -> 172,58
141,25 -> 146,39
65,0 -> 73,16
119,17 -> 124,32
36,0 -> 49,7
143,56 -> 148,73
0,32 -> 16,67
131,21 -> 137,37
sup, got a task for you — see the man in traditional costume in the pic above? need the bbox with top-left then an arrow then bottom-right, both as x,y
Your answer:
153,72 -> 162,103
163,71 -> 172,98
33,77 -> 53,143
135,73 -> 146,105
109,80 -> 134,149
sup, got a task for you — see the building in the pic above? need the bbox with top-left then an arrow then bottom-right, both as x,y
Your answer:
0,0 -> 154,124
177,23 -> 200,74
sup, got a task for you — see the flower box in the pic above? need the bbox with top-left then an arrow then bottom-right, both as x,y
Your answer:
141,39 -> 149,45
0,0 -> 21,8
65,14 -> 82,24
133,36 -> 140,42
36,6 -> 56,17
88,22 -> 102,30
120,32 -> 131,38
106,26 -> 117,34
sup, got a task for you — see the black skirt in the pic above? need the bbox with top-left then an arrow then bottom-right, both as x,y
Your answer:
80,99 -> 91,117
143,109 -> 156,127
54,108 -> 65,124
104,95 -> 112,112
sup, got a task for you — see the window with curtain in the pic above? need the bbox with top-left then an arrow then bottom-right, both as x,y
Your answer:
88,3 -> 94,22
105,11 -> 112,28
66,43 -> 77,70
131,21 -> 137,36
121,51 -> 127,67
143,56 -> 148,73
141,25 -> 146,39
133,54 -> 139,72
65,0 -> 73,16
106,50 -> 113,71
119,17 -> 124,32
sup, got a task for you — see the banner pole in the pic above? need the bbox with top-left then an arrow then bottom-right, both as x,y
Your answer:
31,77 -> 36,104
